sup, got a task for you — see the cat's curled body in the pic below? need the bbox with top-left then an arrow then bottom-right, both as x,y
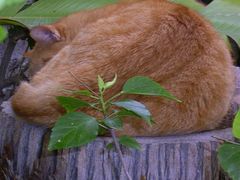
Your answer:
12,0 -> 235,136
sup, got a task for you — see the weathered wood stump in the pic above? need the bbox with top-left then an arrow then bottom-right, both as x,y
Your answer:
1,26 -> 239,180
0,106 -> 234,180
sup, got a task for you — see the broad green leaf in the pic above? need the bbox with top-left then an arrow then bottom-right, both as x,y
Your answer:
119,135 -> 141,150
48,112 -> 98,150
105,74 -> 117,89
0,0 -> 24,8
1,0 -> 240,46
0,0 -> 26,27
218,143 -> 240,180
117,109 -> 156,124
123,76 -> 180,102
171,0 -> 204,12
171,0 -> 240,44
113,100 -> 152,126
201,0 -> 240,44
0,0 -> 118,28
0,2 -> 25,20
0,19 -> 25,27
0,26 -> 7,42
98,75 -> 105,92
104,117 -> 123,129
57,96 -> 89,113
0,0 -> 25,13
233,110 -> 240,139
117,109 -> 141,118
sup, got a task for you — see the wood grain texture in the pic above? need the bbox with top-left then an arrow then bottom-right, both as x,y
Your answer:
0,108 -> 234,180
0,27 -> 29,104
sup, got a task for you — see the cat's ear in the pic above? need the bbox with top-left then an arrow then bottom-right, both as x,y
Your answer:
30,25 -> 64,44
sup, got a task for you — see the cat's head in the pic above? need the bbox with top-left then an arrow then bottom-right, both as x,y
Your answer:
25,24 -> 69,76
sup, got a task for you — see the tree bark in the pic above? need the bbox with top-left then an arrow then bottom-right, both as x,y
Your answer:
0,107 -> 233,180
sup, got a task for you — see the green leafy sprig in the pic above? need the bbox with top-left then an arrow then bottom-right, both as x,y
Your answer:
48,73 -> 179,180
217,110 -> 240,180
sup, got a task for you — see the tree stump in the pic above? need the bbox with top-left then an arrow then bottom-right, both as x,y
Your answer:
0,26 -> 239,180
0,106 -> 234,180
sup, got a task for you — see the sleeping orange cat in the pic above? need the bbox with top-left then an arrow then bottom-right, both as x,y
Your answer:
11,0 -> 235,136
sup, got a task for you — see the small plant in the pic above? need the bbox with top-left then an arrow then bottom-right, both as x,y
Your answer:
0,0 -> 25,42
48,73 -> 180,179
217,110 -> 240,180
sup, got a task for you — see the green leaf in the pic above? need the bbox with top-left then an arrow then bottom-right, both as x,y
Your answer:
48,112 -> 98,150
0,0 -> 25,12
117,109 -> 156,124
119,135 -> 141,150
0,0 -> 118,28
104,117 -> 123,129
112,100 -> 152,126
0,0 -> 26,27
57,96 -> 89,113
0,26 -> 7,42
117,109 -> 141,118
171,0 -> 240,44
218,143 -> 240,180
201,0 -> 240,44
105,74 -> 117,89
98,75 -> 105,92
122,76 -> 180,102
233,110 -> 240,139
171,0 -> 204,12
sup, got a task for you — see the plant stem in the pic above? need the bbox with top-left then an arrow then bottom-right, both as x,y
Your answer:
98,123 -> 109,129
105,91 -> 123,104
68,71 -> 98,97
110,129 -> 132,180
212,136 -> 240,145
89,104 -> 102,111
106,111 -> 118,119
90,95 -> 99,100
99,96 -> 106,114
99,89 -> 132,180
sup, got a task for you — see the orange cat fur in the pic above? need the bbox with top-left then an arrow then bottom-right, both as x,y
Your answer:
26,0 -> 142,75
12,0 -> 235,136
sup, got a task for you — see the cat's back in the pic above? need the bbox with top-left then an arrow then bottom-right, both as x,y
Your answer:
61,0 -> 234,134
12,0 -> 235,135
66,0 -> 230,71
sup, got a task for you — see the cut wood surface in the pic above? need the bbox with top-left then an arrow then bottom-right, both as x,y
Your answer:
0,107 -> 233,180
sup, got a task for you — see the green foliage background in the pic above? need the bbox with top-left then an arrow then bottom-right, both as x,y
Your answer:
0,0 -> 240,44
0,0 -> 25,41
